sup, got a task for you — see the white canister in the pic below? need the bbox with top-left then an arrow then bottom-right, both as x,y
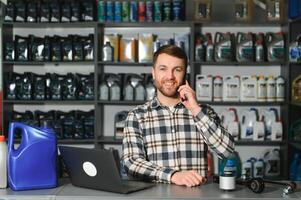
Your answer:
213,76 -> 223,101
267,76 -> 276,102
257,75 -> 267,102
0,135 -> 7,188
275,76 -> 285,102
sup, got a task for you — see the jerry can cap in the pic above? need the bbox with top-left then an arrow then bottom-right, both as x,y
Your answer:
0,135 -> 5,141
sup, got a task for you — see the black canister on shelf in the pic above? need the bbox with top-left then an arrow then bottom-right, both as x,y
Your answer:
33,74 -> 46,100
15,1 -> 26,22
50,1 -> 61,23
27,2 -> 37,22
61,2 -> 71,22
4,1 -> 15,22
39,1 -> 51,22
15,35 -> 29,61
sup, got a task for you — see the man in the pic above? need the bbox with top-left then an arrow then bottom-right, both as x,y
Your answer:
122,45 -> 235,187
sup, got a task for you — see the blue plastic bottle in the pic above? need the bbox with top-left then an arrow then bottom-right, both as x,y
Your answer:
218,151 -> 241,178
8,122 -> 57,191
289,0 -> 300,19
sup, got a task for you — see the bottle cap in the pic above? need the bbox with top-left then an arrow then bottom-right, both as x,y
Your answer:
0,135 -> 5,142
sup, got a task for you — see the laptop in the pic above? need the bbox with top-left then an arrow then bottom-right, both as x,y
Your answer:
59,146 -> 155,194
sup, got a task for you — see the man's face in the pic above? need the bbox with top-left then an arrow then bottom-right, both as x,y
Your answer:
152,53 -> 186,98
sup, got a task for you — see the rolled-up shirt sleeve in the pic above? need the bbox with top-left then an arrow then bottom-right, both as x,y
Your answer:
122,111 -> 177,183
193,105 -> 235,160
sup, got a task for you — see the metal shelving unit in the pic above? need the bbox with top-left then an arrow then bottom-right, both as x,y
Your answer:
1,0 -> 292,180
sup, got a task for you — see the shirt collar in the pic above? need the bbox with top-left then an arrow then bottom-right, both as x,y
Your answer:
150,96 -> 185,109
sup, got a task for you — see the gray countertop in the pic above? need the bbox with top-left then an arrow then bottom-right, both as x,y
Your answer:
0,181 -> 301,200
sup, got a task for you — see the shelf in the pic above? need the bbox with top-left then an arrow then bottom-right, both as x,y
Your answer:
2,21 -> 285,28
101,21 -> 191,28
289,62 -> 301,65
4,100 -> 95,105
98,61 -> 153,66
289,102 -> 301,107
12,138 -> 95,144
289,142 -> 301,150
289,17 -> 301,24
194,61 -> 285,66
3,61 -> 94,66
97,100 -> 145,105
2,21 -> 97,28
199,101 -> 285,106
97,136 -> 122,144
194,21 -> 286,27
235,140 -> 285,146
58,139 -> 95,144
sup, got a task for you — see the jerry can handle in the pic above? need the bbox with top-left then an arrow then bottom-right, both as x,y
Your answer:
8,122 -> 24,151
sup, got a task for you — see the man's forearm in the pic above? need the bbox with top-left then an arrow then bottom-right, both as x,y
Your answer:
194,105 -> 235,159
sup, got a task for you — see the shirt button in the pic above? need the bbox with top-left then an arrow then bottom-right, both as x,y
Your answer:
172,129 -> 175,133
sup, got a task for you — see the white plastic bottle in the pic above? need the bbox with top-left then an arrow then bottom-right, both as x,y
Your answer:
0,135 -> 7,188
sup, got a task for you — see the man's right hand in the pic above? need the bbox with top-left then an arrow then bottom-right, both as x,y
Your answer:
170,170 -> 206,187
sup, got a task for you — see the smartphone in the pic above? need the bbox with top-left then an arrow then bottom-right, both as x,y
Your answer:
180,74 -> 189,101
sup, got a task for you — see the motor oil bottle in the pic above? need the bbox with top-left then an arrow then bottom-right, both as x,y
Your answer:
253,158 -> 264,178
266,32 -> 285,62
261,108 -> 278,140
292,75 -> 301,102
144,74 -> 156,100
262,148 -> 280,177
235,0 -> 253,22
133,76 -> 146,101
99,75 -> 109,100
206,39 -> 214,62
203,33 -> 214,62
267,76 -> 276,102
236,32 -> 254,62
242,159 -> 253,178
195,35 -> 205,61
8,122 -> 57,190
240,75 -> 257,102
108,74 -> 121,101
289,40 -> 299,62
221,108 -> 240,140
253,120 -> 265,141
123,75 -> 134,101
255,33 -> 265,62
102,41 -> 114,62
213,76 -> 223,101
257,75 -> 267,102
214,32 -> 233,62
0,135 -> 7,188
114,110 -> 129,139
240,108 -> 258,139
271,120 -> 283,141
196,74 -> 213,101
223,75 -> 240,102
218,151 -> 241,178
275,76 -> 285,102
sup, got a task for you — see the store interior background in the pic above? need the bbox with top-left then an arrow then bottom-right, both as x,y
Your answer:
1,0 -> 298,179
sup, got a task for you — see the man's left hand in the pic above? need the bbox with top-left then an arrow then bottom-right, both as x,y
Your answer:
178,80 -> 201,116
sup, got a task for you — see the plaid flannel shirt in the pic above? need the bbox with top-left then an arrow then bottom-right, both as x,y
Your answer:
122,97 -> 235,183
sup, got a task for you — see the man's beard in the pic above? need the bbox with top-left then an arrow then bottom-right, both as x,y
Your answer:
155,78 -> 185,98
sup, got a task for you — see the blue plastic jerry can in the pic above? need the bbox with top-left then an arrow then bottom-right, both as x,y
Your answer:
8,122 -> 57,191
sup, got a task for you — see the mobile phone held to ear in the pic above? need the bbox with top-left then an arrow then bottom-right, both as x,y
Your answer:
180,75 -> 189,102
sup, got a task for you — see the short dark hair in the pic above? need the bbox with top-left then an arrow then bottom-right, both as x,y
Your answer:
153,45 -> 188,68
